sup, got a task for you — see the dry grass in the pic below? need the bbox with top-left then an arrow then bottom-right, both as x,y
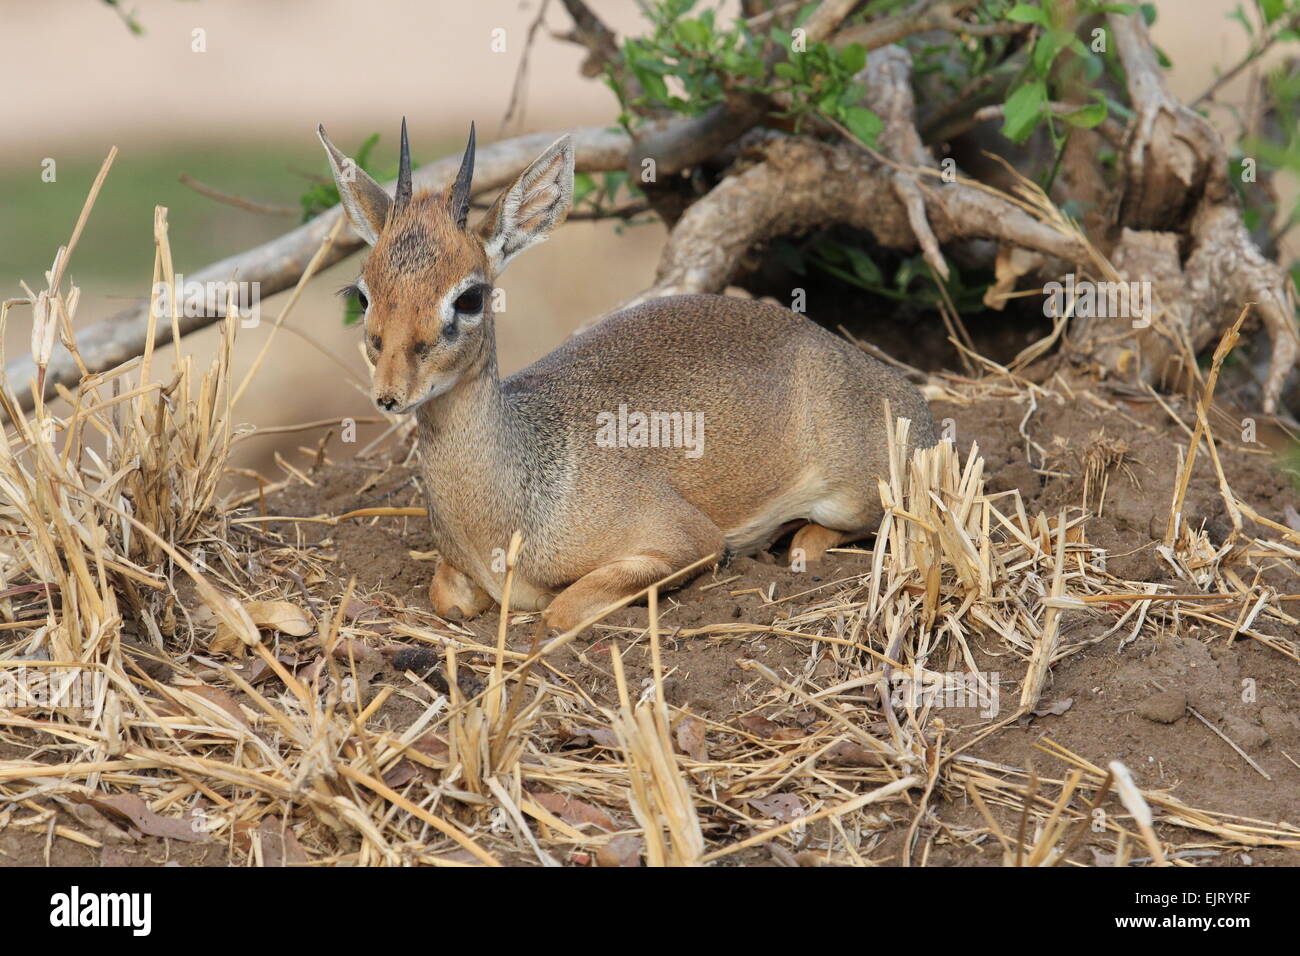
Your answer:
2,158 -> 1299,868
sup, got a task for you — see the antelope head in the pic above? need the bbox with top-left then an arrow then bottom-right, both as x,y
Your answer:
318,119 -> 574,413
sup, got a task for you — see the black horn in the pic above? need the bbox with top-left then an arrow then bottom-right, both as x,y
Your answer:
395,116 -> 413,209
450,122 -> 476,230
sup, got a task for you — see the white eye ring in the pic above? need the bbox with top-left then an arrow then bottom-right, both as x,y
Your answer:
442,278 -> 486,328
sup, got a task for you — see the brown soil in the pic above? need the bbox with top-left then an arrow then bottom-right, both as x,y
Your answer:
4,374 -> 1298,868
255,378 -> 1300,865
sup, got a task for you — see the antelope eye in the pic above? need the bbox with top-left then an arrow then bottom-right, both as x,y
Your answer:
370,335 -> 382,352
336,282 -> 369,312
453,286 -> 484,314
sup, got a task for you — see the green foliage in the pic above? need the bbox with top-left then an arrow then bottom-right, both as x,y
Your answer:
300,132 -> 402,325
300,132 -> 383,222
777,234 -> 989,314
998,0 -> 1134,148
572,170 -> 642,211
612,0 -> 882,145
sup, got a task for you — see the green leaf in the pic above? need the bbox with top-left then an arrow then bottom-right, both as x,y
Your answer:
838,42 -> 867,75
1002,80 -> 1047,142
674,18 -> 710,49
354,133 -> 381,172
1228,3 -> 1253,36
1082,50 -> 1104,82
1033,28 -> 1074,76
603,171 -> 631,197
843,246 -> 883,286
634,67 -> 669,104
1063,98 -> 1108,128
573,172 -> 596,206
1007,3 -> 1050,25
842,106 -> 882,145
1260,0 -> 1286,25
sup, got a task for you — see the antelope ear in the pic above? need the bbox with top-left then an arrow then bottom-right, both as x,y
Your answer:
477,135 -> 573,274
317,124 -> 392,245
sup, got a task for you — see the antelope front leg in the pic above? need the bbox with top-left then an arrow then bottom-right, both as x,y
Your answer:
429,558 -> 493,621
542,521 -> 723,633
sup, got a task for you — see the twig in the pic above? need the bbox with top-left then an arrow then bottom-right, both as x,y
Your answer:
1193,10 -> 1300,106
178,174 -> 299,216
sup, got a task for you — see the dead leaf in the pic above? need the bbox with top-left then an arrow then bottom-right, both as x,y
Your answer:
411,731 -> 450,760
245,652 -> 299,684
748,793 -> 804,822
202,593 -> 261,657
738,714 -> 782,738
176,684 -> 251,730
596,833 -> 642,867
69,804 -> 133,844
675,715 -> 709,762
246,600 -> 313,636
1089,847 -> 1118,866
985,246 -> 1046,311
823,739 -> 886,767
75,793 -> 208,843
1033,698 -> 1074,717
572,726 -> 620,749
342,597 -> 385,622
768,843 -> 799,867
382,760 -> 420,789
532,792 -> 617,832
296,656 -> 326,686
209,622 -> 249,658
812,653 -> 838,681
233,817 -> 308,866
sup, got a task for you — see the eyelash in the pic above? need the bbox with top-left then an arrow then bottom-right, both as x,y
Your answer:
337,283 -> 369,310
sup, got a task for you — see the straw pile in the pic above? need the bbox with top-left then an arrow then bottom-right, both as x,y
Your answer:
2,158 -> 1299,867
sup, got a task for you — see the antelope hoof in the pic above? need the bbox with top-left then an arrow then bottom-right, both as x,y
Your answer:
789,523 -> 853,564
540,597 -> 586,635
429,560 -> 492,621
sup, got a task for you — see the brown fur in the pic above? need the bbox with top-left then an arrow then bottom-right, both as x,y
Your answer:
319,127 -> 938,632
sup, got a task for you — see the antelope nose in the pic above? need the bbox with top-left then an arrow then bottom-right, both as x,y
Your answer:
377,396 -> 398,412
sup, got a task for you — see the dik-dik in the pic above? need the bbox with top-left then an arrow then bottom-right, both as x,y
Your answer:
318,120 -> 936,633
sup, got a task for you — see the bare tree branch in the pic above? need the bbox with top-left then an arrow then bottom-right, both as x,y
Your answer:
6,126 -> 630,412
577,132 -> 1087,335
1070,11 -> 1300,414
178,173 -> 299,216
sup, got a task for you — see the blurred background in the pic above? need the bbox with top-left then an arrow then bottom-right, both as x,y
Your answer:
0,0 -> 1291,482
